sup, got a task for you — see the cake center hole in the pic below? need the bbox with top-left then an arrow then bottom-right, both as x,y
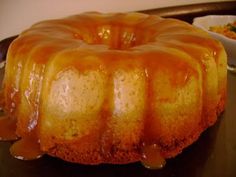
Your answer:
74,25 -> 153,50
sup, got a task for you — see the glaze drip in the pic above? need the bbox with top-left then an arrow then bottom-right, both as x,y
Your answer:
0,91 -> 4,110
141,143 -> 166,169
10,131 -> 44,160
0,116 -> 18,141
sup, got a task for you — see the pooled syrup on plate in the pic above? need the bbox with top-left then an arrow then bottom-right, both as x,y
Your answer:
10,131 -> 44,160
141,143 -> 166,169
0,116 -> 43,159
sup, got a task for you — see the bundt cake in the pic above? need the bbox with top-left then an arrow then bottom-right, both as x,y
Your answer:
0,12 -> 227,169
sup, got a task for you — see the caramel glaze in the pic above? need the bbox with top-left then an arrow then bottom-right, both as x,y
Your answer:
0,116 -> 18,141
155,40 -> 217,127
0,92 -> 18,140
9,129 -> 43,160
0,91 -> 4,110
0,12 -> 227,168
141,143 -> 166,169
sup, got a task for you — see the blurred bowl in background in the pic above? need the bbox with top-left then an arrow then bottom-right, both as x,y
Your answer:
193,15 -> 236,73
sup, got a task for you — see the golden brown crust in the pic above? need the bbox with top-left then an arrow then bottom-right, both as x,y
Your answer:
48,143 -> 141,164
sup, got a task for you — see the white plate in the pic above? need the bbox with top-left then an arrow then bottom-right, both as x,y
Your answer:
193,15 -> 236,73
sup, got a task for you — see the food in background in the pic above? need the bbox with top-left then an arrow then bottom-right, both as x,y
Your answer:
209,21 -> 236,40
